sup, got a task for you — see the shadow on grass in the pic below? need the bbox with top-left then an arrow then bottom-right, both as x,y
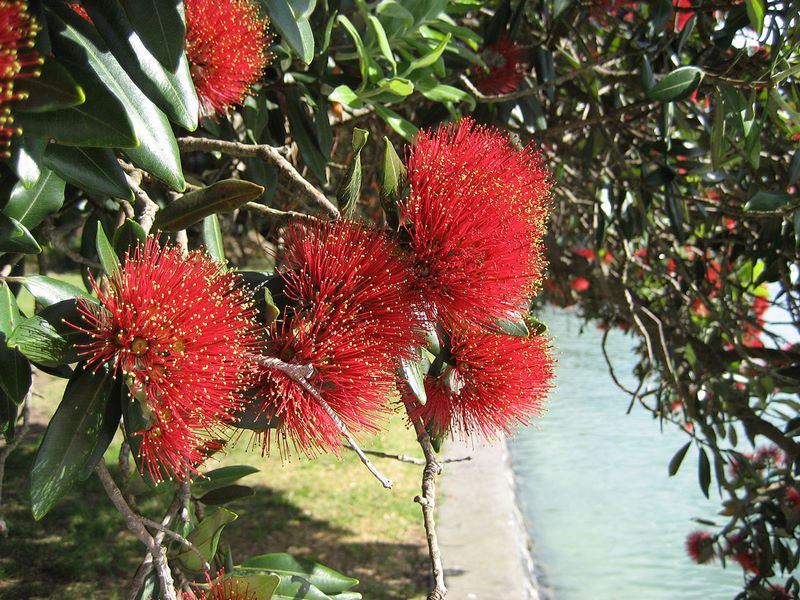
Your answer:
0,439 -> 428,600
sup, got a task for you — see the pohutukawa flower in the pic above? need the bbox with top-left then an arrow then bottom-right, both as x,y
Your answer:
184,0 -> 273,117
72,238 -> 261,481
401,117 -> 551,327
0,0 -> 41,155
474,37 -> 527,96
406,327 -> 553,439
685,530 -> 714,564
183,570 -> 257,600
254,220 -> 423,455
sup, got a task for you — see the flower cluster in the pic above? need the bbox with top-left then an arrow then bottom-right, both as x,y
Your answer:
473,37 -> 526,96
0,0 -> 40,155
73,239 -> 261,481
184,0 -> 273,117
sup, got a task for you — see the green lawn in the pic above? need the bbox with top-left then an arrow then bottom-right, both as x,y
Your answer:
0,368 -> 429,600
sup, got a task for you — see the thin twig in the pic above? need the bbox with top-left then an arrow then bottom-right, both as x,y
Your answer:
254,355 -> 393,489
343,443 -> 471,466
176,137 -> 340,217
96,461 -> 177,600
243,202 -> 321,223
0,390 -> 31,537
140,516 -> 210,572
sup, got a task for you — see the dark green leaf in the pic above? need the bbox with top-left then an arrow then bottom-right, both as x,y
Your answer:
82,0 -> 198,130
646,66 -> 704,103
8,315 -> 72,366
30,364 -> 116,519
337,128 -> 369,218
745,0 -> 765,35
260,0 -> 314,63
416,79 -> 474,110
794,209 -> 800,248
0,214 -> 41,254
640,56 -> 655,91
96,222 -> 121,276
744,191 -> 791,212
336,15 -> 368,87
698,447 -> 711,498
239,553 -> 359,594
404,34 -> 450,75
153,179 -> 265,231
174,508 -> 238,571
368,15 -> 396,73
197,484 -> 255,505
112,219 -> 147,259
202,214 -> 225,262
0,282 -> 22,337
50,7 -> 186,190
789,149 -> 800,187
668,441 -> 692,476
373,105 -> 418,141
6,167 -> 66,230
710,95 -> 726,169
14,56 -> 85,113
285,94 -> 328,182
0,389 -> 18,443
23,275 -> 91,307
194,465 -> 260,495
43,145 -> 133,201
121,0 -> 186,69
8,136 -> 46,189
269,578 -> 330,600
0,284 -> 32,405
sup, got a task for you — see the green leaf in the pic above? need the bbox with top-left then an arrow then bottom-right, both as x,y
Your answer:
640,56 -> 655,91
8,137 -> 46,188
698,447 -> 711,498
0,284 -> 32,405
112,219 -> 147,259
368,15 -> 396,74
329,85 -> 362,109
202,214 -> 225,263
43,145 -> 133,201
260,0 -> 315,63
495,317 -> 529,337
403,33 -> 450,75
285,94 -> 329,183
400,353 -> 428,406
336,128 -> 369,218
416,79 -> 474,110
668,441 -> 692,476
197,484 -> 255,505
380,136 -> 406,225
121,0 -> 187,69
239,553 -> 359,594
0,389 -> 19,443
710,95 -> 726,169
154,179 -> 265,232
788,149 -> 800,187
8,315 -> 72,366
30,364 -> 117,519
0,214 -> 41,254
174,508 -> 238,571
223,575 -> 280,600
269,578 -> 330,600
744,191 -> 791,212
6,167 -> 66,231
375,77 -> 414,97
81,0 -> 199,130
50,7 -> 186,190
193,465 -> 260,495
336,15 -> 369,89
646,66 -> 704,103
23,275 -> 91,307
745,0 -> 765,35
14,56 -> 85,113
373,105 -> 418,141
96,223 -> 121,276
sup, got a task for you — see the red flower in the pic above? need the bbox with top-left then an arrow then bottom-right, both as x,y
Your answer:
754,444 -> 784,467
727,533 -> 760,574
401,118 -> 551,326
0,0 -> 40,155
184,0 -> 273,117
768,585 -> 792,600
573,247 -> 596,262
72,238 -> 261,481
406,327 -> 553,439
686,530 -> 714,564
254,220 -> 423,455
670,0 -> 693,31
785,486 -> 800,510
570,277 -> 590,292
473,37 -> 526,96
691,297 -> 710,318
179,570 -> 257,600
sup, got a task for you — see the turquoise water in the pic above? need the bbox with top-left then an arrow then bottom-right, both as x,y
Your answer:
509,308 -> 745,600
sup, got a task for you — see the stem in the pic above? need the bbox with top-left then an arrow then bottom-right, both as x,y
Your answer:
0,390 -> 31,537
96,462 -> 177,600
343,443 -> 471,466
255,355 -> 393,489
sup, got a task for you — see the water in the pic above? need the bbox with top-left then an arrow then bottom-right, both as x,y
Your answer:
509,308 -> 745,600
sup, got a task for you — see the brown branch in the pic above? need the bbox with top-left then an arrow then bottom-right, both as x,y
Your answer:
343,443 -> 471,466
243,202 -> 321,223
0,390 -> 31,537
140,516 -> 210,572
176,137 -> 340,217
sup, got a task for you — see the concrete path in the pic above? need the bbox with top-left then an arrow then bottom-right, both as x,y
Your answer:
437,438 -> 540,600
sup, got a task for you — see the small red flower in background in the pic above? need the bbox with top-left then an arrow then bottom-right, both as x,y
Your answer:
401,118 -> 551,327
570,277 -> 590,292
406,327 -> 553,439
0,0 -> 40,155
691,297 -> 710,318
573,248 -> 596,262
184,0 -> 273,117
786,487 -> 800,510
767,585 -> 793,600
72,238 -> 260,481
179,570 -> 257,600
686,530 -> 714,564
670,0 -> 693,31
727,533 -> 760,574
254,220 -> 423,456
473,37 -> 526,96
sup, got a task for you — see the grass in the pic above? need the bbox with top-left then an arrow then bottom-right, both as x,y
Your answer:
0,367 -> 430,600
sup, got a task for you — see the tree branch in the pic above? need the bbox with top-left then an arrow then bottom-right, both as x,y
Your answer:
176,137 -> 340,217
0,390 -> 31,537
343,443 -> 471,466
